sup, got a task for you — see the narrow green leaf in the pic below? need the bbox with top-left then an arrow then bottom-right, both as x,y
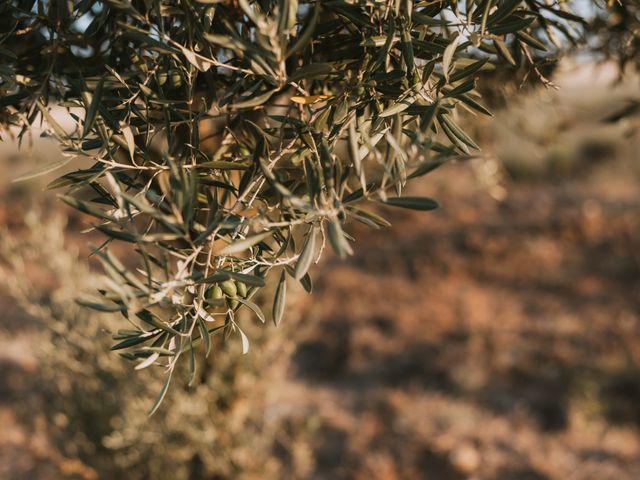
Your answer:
288,63 -> 333,83
516,31 -> 548,51
446,78 -> 476,98
440,114 -> 480,150
122,125 -> 136,161
326,218 -> 353,259
135,352 -> 160,370
383,196 -> 439,211
137,310 -> 181,336
490,15 -> 535,35
12,156 -> 72,183
236,297 -> 266,323
187,338 -> 197,386
450,58 -> 489,83
197,317 -> 212,357
82,76 -> 104,137
223,270 -> 266,287
458,94 -> 492,116
408,158 -> 446,179
36,102 -> 67,139
75,298 -> 123,312
493,38 -> 516,66
149,371 -> 172,416
180,46 -> 214,72
272,270 -> 286,327
146,347 -> 176,356
96,225 -> 138,243
231,89 -> 277,109
284,265 -> 312,293
196,161 -> 251,170
348,120 -> 362,173
238,326 -> 250,354
59,195 -> 118,222
442,35 -> 460,82
348,206 -> 391,229
379,94 -> 418,118
293,227 -> 316,280
219,231 -> 272,255
111,334 -> 156,351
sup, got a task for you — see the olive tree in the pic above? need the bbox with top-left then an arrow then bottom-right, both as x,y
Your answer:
1,0 -> 590,411
591,0 -> 639,71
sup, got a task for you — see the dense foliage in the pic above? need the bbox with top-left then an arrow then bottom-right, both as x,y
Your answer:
0,0 -> 591,410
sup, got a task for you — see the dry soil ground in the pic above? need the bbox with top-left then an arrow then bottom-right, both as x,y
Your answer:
277,161 -> 640,479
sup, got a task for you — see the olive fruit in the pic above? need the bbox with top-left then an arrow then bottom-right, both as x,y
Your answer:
236,281 -> 248,298
219,280 -> 239,309
157,71 -> 168,86
170,70 -> 182,88
206,285 -> 223,300
220,280 -> 237,298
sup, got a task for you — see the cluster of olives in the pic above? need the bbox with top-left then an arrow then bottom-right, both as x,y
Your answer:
205,279 -> 248,311
157,69 -> 184,89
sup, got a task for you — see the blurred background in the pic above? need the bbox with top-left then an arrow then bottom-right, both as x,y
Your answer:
1,55 -> 640,479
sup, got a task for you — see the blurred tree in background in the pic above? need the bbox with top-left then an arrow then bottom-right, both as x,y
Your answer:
592,1 -> 640,71
0,0 -> 629,407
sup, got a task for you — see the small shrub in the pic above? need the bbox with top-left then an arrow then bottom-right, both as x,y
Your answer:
0,213 -> 306,479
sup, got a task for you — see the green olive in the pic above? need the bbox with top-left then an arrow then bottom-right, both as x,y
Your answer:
236,281 -> 247,298
170,70 -> 182,88
205,285 -> 223,300
157,72 -> 168,86
220,280 -> 237,298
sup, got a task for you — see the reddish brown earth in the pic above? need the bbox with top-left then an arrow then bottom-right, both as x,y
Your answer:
274,162 -> 640,480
